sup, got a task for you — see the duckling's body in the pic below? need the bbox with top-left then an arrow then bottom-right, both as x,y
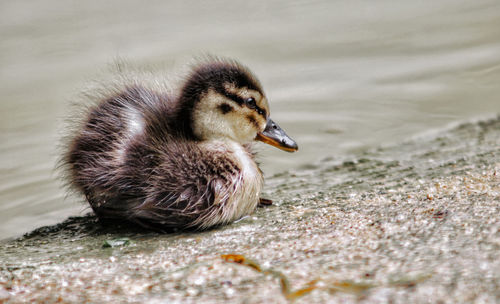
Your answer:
64,58 -> 297,230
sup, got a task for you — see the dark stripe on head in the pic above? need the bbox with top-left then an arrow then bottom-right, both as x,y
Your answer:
221,90 -> 245,106
220,87 -> 267,119
218,103 -> 234,114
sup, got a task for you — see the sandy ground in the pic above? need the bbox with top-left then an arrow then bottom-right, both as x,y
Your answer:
0,116 -> 499,303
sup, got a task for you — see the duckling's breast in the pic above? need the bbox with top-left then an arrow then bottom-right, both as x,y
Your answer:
193,140 -> 263,228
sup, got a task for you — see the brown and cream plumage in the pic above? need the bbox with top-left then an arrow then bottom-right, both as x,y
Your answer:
62,57 -> 297,231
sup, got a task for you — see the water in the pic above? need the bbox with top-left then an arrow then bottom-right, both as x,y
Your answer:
1,0 -> 499,240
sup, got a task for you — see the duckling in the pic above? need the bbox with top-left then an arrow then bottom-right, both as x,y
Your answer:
63,57 -> 297,230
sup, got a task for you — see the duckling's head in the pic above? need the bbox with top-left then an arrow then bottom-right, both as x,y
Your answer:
178,58 -> 298,152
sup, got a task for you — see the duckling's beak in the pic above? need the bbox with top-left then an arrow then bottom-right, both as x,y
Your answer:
256,118 -> 298,152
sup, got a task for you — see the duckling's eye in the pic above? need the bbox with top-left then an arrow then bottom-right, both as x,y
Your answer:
245,97 -> 256,109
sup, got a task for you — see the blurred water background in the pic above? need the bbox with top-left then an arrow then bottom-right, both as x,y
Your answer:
1,0 -> 499,239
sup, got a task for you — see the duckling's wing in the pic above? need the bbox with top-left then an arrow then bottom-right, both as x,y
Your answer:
105,139 -> 242,230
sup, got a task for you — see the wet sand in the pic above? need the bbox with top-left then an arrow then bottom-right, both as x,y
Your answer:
1,116 -> 498,303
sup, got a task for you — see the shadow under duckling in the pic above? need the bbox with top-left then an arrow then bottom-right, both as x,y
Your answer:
62,57 -> 297,231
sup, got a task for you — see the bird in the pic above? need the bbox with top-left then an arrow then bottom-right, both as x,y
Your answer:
62,57 -> 298,231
